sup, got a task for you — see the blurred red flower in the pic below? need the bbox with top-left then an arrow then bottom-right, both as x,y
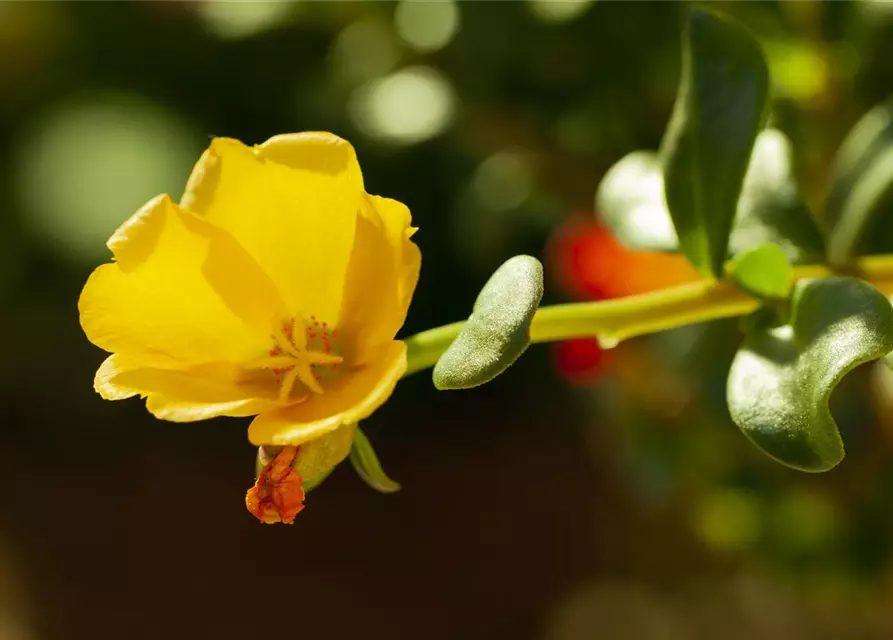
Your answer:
546,216 -> 701,384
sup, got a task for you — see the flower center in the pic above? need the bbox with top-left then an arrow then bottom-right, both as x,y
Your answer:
246,316 -> 343,403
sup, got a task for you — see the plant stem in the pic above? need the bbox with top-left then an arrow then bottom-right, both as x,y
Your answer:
402,254 -> 893,377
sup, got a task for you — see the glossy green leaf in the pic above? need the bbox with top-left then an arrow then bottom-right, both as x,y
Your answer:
349,427 -> 401,493
433,255 -> 543,390
255,424 -> 356,492
729,129 -> 826,263
727,277 -> 893,472
661,8 -> 770,278
596,130 -> 824,264
826,97 -> 893,264
595,151 -> 678,252
728,243 -> 792,299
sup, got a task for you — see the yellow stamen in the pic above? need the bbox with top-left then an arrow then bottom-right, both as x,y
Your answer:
294,363 -> 324,394
273,323 -> 303,358
245,356 -> 304,370
303,352 -> 343,365
247,316 -> 342,401
278,366 -> 303,403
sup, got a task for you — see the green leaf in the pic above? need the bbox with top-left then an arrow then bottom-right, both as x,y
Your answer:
349,427 -> 401,493
727,277 -> 893,472
826,96 -> 893,263
596,130 -> 824,264
728,243 -> 792,299
661,8 -> 770,278
729,129 -> 826,263
433,255 -> 543,390
595,151 -> 678,252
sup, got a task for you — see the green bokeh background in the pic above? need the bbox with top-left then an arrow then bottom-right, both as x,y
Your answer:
3,2 -> 893,638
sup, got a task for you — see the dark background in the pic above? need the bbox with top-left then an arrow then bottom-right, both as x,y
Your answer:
3,2 -> 893,638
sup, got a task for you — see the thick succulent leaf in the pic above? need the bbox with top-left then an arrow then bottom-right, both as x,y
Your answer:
728,243 -> 792,300
349,427 -> 401,493
826,97 -> 893,263
595,151 -> 678,252
729,129 -> 826,263
433,255 -> 543,390
728,277 -> 893,472
597,130 -> 823,264
661,8 -> 770,278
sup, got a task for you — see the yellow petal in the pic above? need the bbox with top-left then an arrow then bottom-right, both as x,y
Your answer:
248,341 -> 407,446
96,354 -> 273,420
338,195 -> 421,362
180,136 -> 361,324
146,395 -> 279,422
180,213 -> 287,334
95,355 -> 278,422
257,132 -> 364,192
94,355 -> 138,400
79,195 -> 279,369
104,363 -> 282,421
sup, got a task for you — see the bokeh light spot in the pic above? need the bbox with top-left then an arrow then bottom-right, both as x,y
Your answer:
472,150 -> 534,212
394,0 -> 460,53
198,0 -> 295,40
545,583 -> 680,640
350,66 -> 456,145
16,95 -> 201,262
528,0 -> 595,24
857,0 -> 893,19
695,488 -> 762,552
764,39 -> 828,104
0,3 -> 68,89
330,20 -> 401,85
771,489 -> 838,554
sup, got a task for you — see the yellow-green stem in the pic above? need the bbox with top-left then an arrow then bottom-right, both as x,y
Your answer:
402,254 -> 893,377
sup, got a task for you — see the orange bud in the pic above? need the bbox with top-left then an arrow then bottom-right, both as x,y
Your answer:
245,446 -> 305,524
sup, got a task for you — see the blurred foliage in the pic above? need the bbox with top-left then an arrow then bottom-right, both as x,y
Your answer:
5,1 -> 893,638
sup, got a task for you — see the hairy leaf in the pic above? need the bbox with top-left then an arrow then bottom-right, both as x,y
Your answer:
433,255 -> 543,390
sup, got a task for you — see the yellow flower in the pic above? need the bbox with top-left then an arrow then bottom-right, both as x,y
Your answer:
79,132 -> 420,520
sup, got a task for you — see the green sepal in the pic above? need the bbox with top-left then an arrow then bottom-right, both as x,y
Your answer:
433,255 -> 544,390
826,96 -> 893,263
349,427 -> 401,493
728,243 -> 793,300
661,8 -> 770,278
727,277 -> 893,472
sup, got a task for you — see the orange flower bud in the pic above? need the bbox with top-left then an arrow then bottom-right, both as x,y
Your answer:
245,446 -> 305,524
